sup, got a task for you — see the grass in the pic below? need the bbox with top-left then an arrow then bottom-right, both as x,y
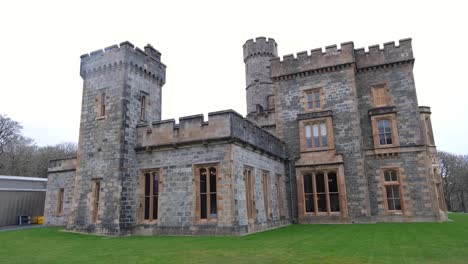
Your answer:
1,213 -> 467,264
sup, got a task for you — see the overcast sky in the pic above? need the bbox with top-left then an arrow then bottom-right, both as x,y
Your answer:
0,0 -> 467,154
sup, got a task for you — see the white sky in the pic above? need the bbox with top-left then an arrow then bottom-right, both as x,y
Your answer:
0,0 -> 467,154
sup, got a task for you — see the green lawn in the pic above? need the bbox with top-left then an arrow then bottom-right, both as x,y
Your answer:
1,213 -> 467,264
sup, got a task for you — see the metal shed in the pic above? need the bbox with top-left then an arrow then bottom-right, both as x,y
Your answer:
0,175 -> 47,226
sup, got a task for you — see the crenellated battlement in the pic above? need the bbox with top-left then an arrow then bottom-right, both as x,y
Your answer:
270,42 -> 355,78
48,157 -> 77,173
243,37 -> 278,62
270,38 -> 414,79
80,41 -> 166,84
136,110 -> 286,159
355,38 -> 413,69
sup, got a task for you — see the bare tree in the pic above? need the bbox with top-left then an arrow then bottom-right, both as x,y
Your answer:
32,142 -> 78,177
0,114 -> 22,156
439,151 -> 468,212
0,115 -> 77,178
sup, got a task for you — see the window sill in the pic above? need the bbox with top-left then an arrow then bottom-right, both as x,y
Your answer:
385,210 -> 404,215
196,219 -> 218,226
301,148 -> 333,153
140,220 -> 158,225
304,212 -> 342,217
297,110 -> 333,120
374,144 -> 399,150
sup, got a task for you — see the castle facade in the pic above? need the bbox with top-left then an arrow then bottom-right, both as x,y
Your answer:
44,37 -> 447,236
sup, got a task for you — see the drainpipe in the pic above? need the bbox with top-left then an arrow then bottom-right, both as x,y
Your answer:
288,158 -> 296,223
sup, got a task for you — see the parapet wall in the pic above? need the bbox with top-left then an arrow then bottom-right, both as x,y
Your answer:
137,110 -> 286,159
80,41 -> 166,84
270,38 -> 414,78
48,157 -> 77,173
355,38 -> 413,69
270,42 -> 355,78
243,37 -> 278,62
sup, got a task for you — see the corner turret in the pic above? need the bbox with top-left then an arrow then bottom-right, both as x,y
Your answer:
243,37 -> 278,115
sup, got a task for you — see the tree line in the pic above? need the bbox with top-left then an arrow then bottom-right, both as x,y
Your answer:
0,114 -> 77,178
439,151 -> 468,212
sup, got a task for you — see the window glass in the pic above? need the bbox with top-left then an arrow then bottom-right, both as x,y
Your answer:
305,125 -> 312,148
378,119 -> 393,145
314,92 -> 321,108
313,124 -> 319,148
320,122 -> 327,147
303,174 -> 314,213
303,171 -> 340,214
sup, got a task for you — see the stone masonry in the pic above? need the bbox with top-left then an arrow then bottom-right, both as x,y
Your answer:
45,36 -> 447,236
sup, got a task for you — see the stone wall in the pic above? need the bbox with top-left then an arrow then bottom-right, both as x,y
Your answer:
273,65 -> 369,220
231,144 -> 289,232
68,41 -> 165,235
135,143 -> 234,235
365,152 -> 442,221
44,157 -> 76,226
355,63 -> 423,149
133,142 -> 287,235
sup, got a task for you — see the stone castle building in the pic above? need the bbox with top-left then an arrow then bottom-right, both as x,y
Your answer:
44,37 -> 447,236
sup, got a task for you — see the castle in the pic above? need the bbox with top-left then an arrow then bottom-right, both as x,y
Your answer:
44,37 -> 447,236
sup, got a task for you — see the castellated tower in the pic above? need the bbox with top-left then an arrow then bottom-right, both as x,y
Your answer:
243,37 -> 277,115
67,42 -> 166,235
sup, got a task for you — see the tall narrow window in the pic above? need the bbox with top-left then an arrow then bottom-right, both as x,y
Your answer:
305,125 -> 312,148
372,85 -> 388,107
383,169 -> 402,212
262,171 -> 271,220
305,89 -> 322,111
267,95 -> 275,110
378,119 -> 393,145
140,95 -> 146,121
143,170 -> 160,221
56,188 -> 64,216
303,174 -> 314,213
304,121 -> 328,150
372,114 -> 398,148
320,122 -> 328,147
91,180 -> 100,223
198,166 -> 217,220
98,92 -> 106,118
275,174 -> 285,219
302,171 -> 340,214
244,167 -> 256,222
